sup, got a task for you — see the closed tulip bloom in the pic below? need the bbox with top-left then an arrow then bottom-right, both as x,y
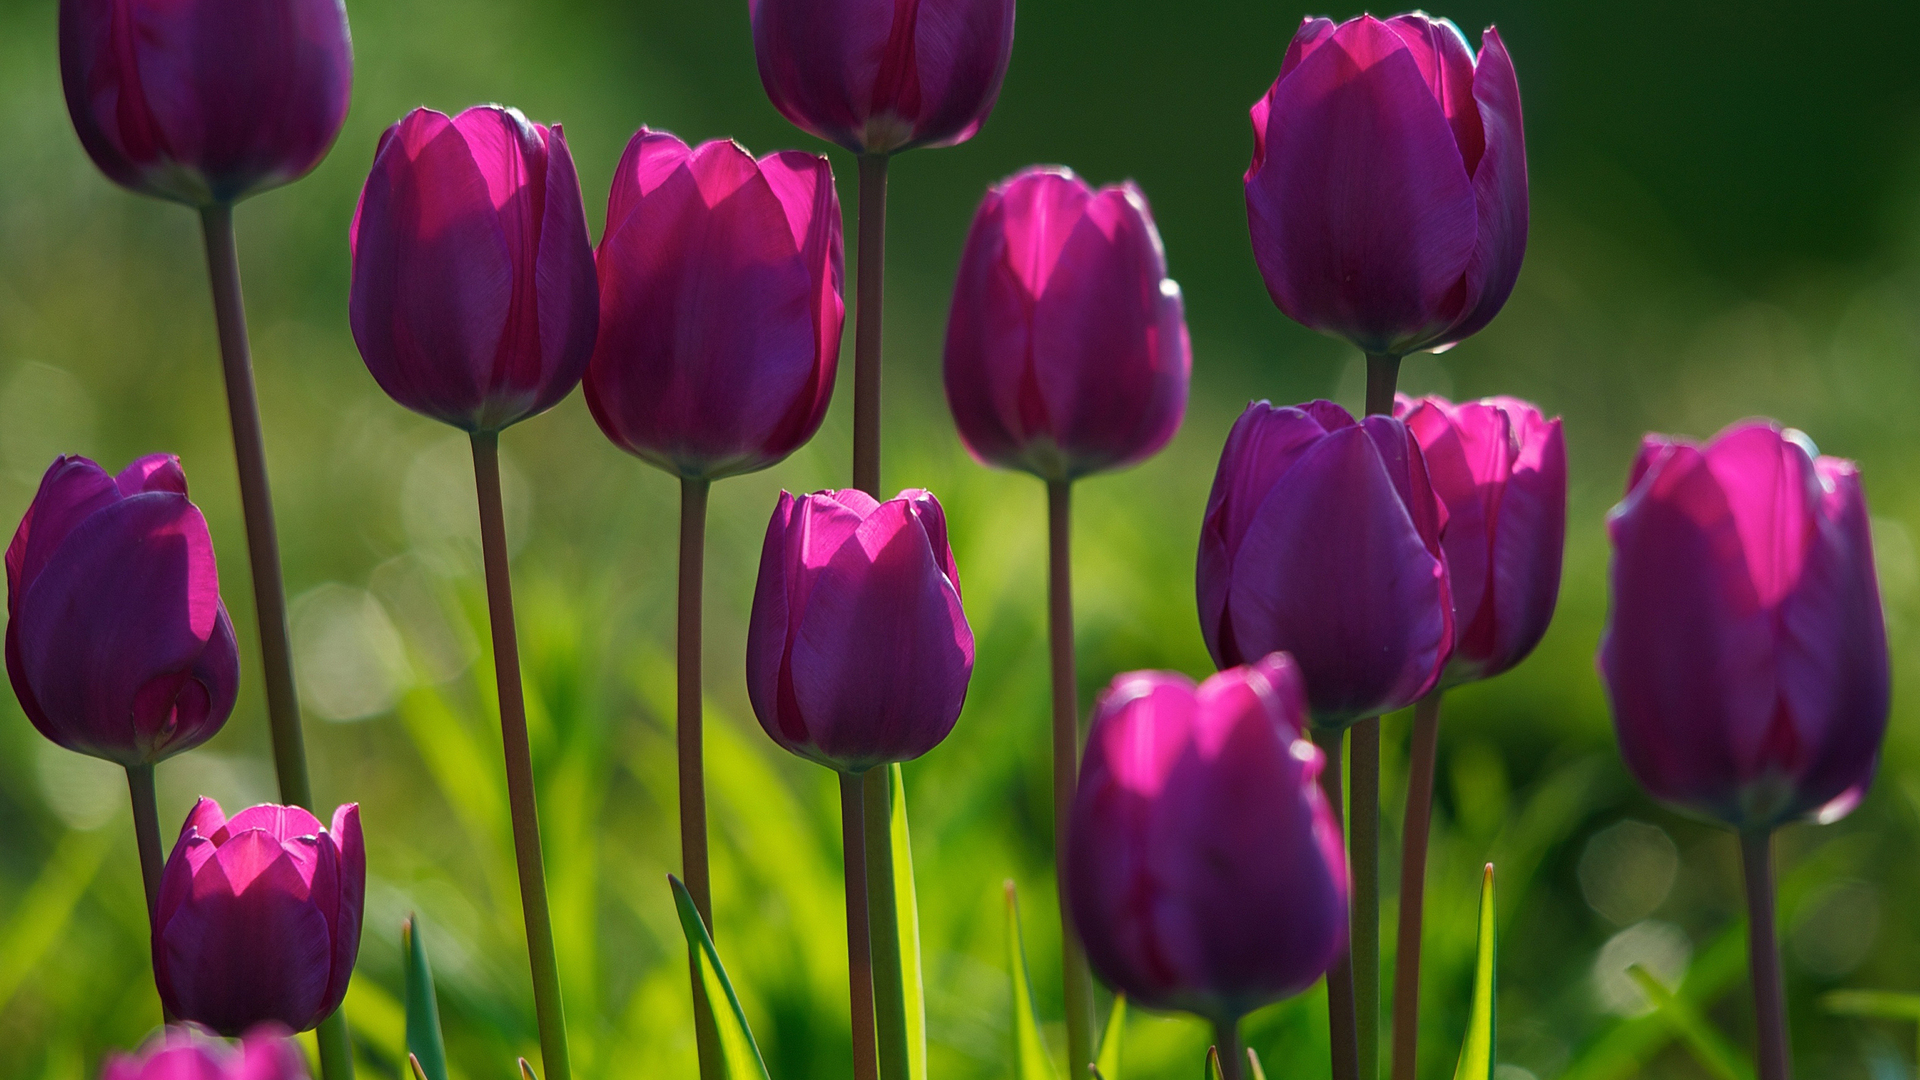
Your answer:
155,799 -> 365,1035
60,0 -> 352,206
750,0 -> 1016,155
1197,401 -> 1452,728
102,1025 -> 309,1080
350,105 -> 599,433
1600,422 -> 1889,831
1398,394 -> 1565,685
1246,13 -> 1526,356
5,455 -> 238,766
585,131 -> 843,480
747,489 -> 974,773
943,167 -> 1190,481
1066,653 -> 1348,1022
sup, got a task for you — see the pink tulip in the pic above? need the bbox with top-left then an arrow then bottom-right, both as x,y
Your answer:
101,1025 -> 309,1080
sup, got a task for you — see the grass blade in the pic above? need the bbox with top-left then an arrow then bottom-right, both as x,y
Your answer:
1095,994 -> 1126,1080
1005,881 -> 1058,1080
1205,1047 -> 1223,1080
890,764 -> 927,1080
403,915 -> 450,1080
671,874 -> 772,1080
1452,864 -> 1498,1080
1245,1047 -> 1267,1080
1627,965 -> 1754,1080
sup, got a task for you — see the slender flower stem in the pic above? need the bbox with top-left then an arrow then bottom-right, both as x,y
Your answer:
841,773 -> 881,1080
853,154 -> 889,498
864,769 -> 910,1080
1363,355 -> 1401,418
1740,830 -> 1792,1080
678,478 -> 721,1080
1351,718 -> 1381,1080
471,432 -> 569,1080
1047,479 -> 1097,1078
1311,728 -> 1359,1080
1390,693 -> 1443,1080
125,764 -> 170,1024
1213,1019 -> 1245,1080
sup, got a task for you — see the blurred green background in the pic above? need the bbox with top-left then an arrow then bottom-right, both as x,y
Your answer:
3,1 -> 1919,1077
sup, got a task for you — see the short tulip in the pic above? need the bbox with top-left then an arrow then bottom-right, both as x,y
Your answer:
585,131 -> 843,480
747,489 -> 973,773
1245,13 -> 1526,356
5,455 -> 238,766
1066,653 -> 1348,1022
943,167 -> 1190,481
1600,422 -> 1890,831
1398,394 -> 1565,685
155,799 -> 365,1035
59,0 -> 353,206
102,1025 -> 309,1080
1197,401 -> 1452,728
750,0 -> 1017,155
350,105 -> 599,433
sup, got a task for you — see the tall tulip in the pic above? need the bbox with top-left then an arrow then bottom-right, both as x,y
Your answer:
1600,420 -> 1889,1080
103,1025 -> 310,1080
1067,653 -> 1346,1080
348,102 -> 598,1080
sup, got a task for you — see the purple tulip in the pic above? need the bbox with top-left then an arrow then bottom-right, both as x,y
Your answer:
750,0 -> 1017,155
584,131 -> 843,481
1600,422 -> 1890,831
101,1025 -> 309,1080
59,0 -> 352,206
1245,13 -> 1526,356
942,167 -> 1190,482
1066,653 -> 1348,1022
5,455 -> 238,766
1197,400 -> 1452,729
155,798 -> 365,1035
349,105 -> 599,433
1398,394 -> 1565,685
747,489 -> 974,773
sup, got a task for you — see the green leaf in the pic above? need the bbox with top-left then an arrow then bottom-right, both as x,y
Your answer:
407,1056 -> 430,1080
517,1059 -> 538,1080
1095,993 -> 1126,1080
1627,966 -> 1754,1080
1245,1047 -> 1267,1080
402,915 -> 450,1080
671,874 -> 773,1080
1822,990 -> 1920,1020
1005,881 -> 1057,1080
890,764 -> 928,1080
1204,1046 -> 1223,1080
1452,864 -> 1498,1080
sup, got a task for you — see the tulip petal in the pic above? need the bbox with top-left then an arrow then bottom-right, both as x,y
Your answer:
893,0 -> 1016,149
1443,27 -> 1528,345
7,456 -> 121,599
117,454 -> 189,496
1484,410 -> 1565,677
527,124 -> 598,421
321,804 -> 365,1015
1383,14 -> 1484,173
751,0 -> 896,152
225,804 -> 328,846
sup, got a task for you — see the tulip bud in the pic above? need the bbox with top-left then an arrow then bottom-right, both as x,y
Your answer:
5,455 -> 239,766
102,1025 -> 310,1080
749,0 -> 1017,155
584,131 -> 843,480
155,799 -> 365,1035
1197,401 -> 1452,729
59,0 -> 352,207
1066,653 -> 1348,1023
1245,14 -> 1526,356
1397,394 -> 1565,685
943,167 -> 1190,482
1600,422 -> 1890,831
349,105 -> 599,433
747,489 -> 974,773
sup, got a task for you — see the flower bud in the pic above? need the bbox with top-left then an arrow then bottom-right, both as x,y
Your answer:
102,1025 -> 309,1080
747,489 -> 974,773
943,167 -> 1190,482
5,455 -> 238,766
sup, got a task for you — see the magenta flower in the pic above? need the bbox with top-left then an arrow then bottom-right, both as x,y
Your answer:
1398,394 -> 1565,685
1245,13 -> 1526,356
1197,401 -> 1452,728
1600,422 -> 1890,831
349,105 -> 599,433
750,0 -> 1017,155
59,0 -> 352,206
101,1025 -> 309,1080
584,131 -> 843,480
1066,653 -> 1348,1022
943,167 -> 1190,482
5,455 -> 238,766
155,799 -> 365,1035
747,489 -> 974,773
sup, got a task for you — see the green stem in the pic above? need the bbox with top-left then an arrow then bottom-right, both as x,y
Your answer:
125,764 -> 170,1025
471,432 -> 569,1080
865,769 -> 910,1080
1390,693 -> 1443,1080
1048,479 -> 1096,1077
842,773 -> 880,1080
852,154 -> 889,498
1311,729 -> 1358,1080
1351,717 -> 1381,1080
678,478 -> 721,1080
1740,830 -> 1792,1080
1213,1019 -> 1245,1080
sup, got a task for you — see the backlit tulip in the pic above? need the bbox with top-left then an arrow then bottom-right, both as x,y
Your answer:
1066,653 -> 1347,1022
5,455 -> 238,766
585,131 -> 843,480
1398,394 -> 1565,685
747,489 -> 973,773
102,1025 -> 309,1080
60,0 -> 352,206
943,167 -> 1190,481
350,105 -> 599,433
1245,13 -> 1526,356
1197,400 -> 1452,728
1600,422 -> 1889,831
155,799 -> 365,1035
750,0 -> 1017,155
